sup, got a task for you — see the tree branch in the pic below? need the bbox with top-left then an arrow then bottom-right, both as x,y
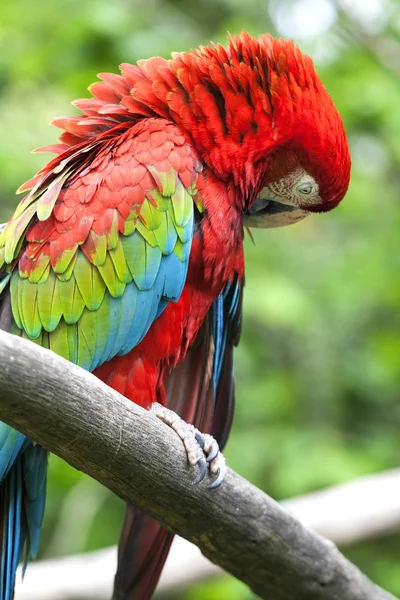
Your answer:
15,468 -> 400,600
0,329 -> 396,600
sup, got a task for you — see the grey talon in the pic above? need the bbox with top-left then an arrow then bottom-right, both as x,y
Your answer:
195,431 -> 205,449
193,457 -> 207,485
206,441 -> 219,462
208,469 -> 225,489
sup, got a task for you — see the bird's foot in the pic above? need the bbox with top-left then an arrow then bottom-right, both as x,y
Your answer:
150,402 -> 227,488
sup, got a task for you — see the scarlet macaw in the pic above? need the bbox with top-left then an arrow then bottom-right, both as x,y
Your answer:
0,32 -> 350,600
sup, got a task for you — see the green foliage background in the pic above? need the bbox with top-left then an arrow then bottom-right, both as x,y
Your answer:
1,0 -> 400,597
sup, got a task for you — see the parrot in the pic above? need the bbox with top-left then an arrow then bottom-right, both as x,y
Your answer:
0,31 -> 350,600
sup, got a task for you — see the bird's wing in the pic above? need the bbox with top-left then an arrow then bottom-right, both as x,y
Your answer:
0,119 -> 201,599
0,119 -> 200,369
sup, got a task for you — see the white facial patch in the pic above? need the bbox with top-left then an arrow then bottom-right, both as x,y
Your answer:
244,168 -> 320,230
261,168 -> 321,208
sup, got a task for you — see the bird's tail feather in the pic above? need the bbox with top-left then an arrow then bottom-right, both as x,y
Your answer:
1,458 -> 25,600
113,508 -> 173,600
0,428 -> 47,600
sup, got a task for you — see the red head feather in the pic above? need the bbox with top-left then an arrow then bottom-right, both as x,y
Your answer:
31,32 -> 350,212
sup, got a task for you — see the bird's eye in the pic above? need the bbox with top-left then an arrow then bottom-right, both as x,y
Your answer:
297,183 -> 314,195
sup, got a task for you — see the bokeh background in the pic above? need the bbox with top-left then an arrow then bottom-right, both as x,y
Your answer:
2,0 -> 400,597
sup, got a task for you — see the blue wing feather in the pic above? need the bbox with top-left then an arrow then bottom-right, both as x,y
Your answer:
210,276 -> 243,450
21,445 -> 47,563
1,427 -> 46,600
0,427 -> 30,481
212,277 -> 242,394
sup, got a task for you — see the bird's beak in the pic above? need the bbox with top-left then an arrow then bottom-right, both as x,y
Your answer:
244,198 -> 309,229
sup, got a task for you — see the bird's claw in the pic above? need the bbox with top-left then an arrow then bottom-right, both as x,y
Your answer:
193,431 -> 226,488
195,431 -> 218,461
206,440 -> 219,463
193,457 -> 207,486
151,402 -> 227,488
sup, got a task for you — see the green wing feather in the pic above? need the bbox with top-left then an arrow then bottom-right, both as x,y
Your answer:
0,123 -> 202,373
